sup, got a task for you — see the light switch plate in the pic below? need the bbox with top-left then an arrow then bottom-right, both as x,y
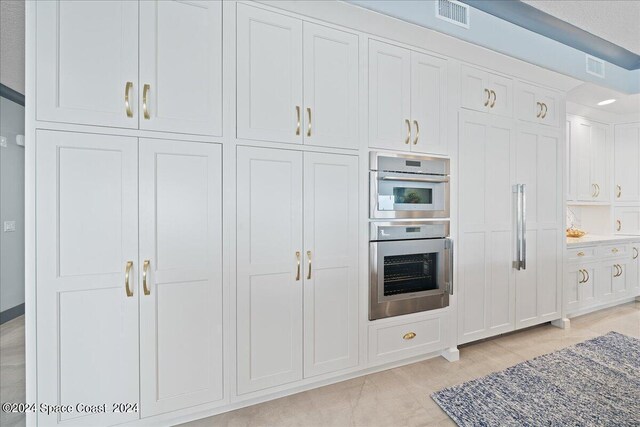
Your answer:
0,136 -> 7,148
4,221 -> 16,232
16,135 -> 25,146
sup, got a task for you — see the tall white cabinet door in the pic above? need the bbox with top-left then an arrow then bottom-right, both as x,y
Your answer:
458,111 -> 516,344
36,130 -> 139,426
368,40 -> 411,151
303,153 -> 359,378
410,52 -> 448,154
614,207 -> 640,235
573,118 -> 595,201
236,4 -> 303,144
236,147 -> 304,394
514,127 -> 562,329
139,140 -> 223,416
487,73 -> 514,118
591,124 -> 610,201
460,64 -> 489,113
303,23 -> 359,150
36,1 -> 138,128
614,124 -> 640,202
139,1 -> 222,136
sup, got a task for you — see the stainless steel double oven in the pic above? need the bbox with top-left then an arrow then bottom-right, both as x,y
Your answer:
369,152 -> 453,320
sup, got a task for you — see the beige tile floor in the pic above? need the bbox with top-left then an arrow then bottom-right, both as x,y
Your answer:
1,301 -> 638,427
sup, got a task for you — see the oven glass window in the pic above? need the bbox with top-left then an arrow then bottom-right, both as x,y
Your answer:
392,187 -> 433,204
383,252 -> 438,296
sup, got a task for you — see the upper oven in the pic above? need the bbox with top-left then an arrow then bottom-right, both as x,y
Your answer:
370,152 -> 450,219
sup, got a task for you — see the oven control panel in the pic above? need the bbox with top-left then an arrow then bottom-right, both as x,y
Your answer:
370,221 -> 449,241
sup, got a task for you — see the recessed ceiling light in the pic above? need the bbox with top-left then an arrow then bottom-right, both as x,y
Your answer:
597,99 -> 616,106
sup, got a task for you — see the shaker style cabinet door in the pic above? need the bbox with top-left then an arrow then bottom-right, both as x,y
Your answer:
368,40 -> 411,152
138,140 -> 223,416
139,0 -> 222,136
36,130 -> 140,426
36,1 -> 139,128
236,147 -> 304,394
614,123 -> 640,202
303,153 -> 359,378
302,23 -> 359,150
236,4 -> 303,144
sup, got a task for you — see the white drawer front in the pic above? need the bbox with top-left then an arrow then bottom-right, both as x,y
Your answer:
598,244 -> 629,258
567,247 -> 596,262
369,316 -> 443,364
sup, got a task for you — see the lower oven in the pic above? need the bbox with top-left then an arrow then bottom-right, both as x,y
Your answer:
369,221 -> 453,321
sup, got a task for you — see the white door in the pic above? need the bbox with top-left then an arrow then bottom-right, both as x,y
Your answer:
236,4 -> 303,144
139,1 -> 222,136
611,261 -> 628,298
565,266 -> 581,313
36,1 -> 138,128
460,64 -> 489,113
514,83 -> 538,123
368,40 -> 411,151
591,123 -> 610,201
630,244 -> 640,296
36,130 -> 139,426
303,23 -> 358,149
236,146 -> 303,394
514,127 -> 562,329
578,266 -> 596,309
572,117 -> 596,201
538,90 -> 559,127
410,51 -> 448,154
303,152 -> 359,378
487,73 -> 514,117
614,124 -> 640,202
614,207 -> 640,235
458,111 -> 516,344
139,140 -> 223,416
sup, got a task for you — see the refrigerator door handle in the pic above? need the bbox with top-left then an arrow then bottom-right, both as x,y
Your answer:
513,184 -> 522,270
520,184 -> 527,270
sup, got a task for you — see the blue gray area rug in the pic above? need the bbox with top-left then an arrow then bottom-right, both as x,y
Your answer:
432,332 -> 640,426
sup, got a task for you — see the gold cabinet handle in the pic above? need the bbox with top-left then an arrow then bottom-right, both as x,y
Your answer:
125,261 -> 134,297
403,332 -> 416,340
616,220 -> 622,231
412,120 -> 419,145
295,251 -> 301,281
143,260 -> 151,296
592,184 -> 597,198
483,89 -> 490,107
143,84 -> 151,120
405,119 -> 411,144
584,269 -> 590,283
617,264 -> 622,277
634,247 -> 639,259
616,185 -> 622,198
541,103 -> 547,118
490,90 -> 496,108
536,102 -> 542,118
578,269 -> 585,284
296,106 -> 301,136
612,247 -> 619,253
577,251 -> 585,257
306,107 -> 312,137
595,184 -> 600,197
125,81 -> 133,118
613,264 -> 620,277
306,251 -> 312,280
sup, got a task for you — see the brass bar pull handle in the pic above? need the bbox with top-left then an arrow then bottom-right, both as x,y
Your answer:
307,251 -> 312,280
490,90 -> 496,108
592,184 -> 597,198
577,251 -> 585,257
584,270 -> 590,283
125,82 -> 133,118
616,185 -> 622,198
143,260 -> 151,296
617,265 -> 622,277
612,247 -> 619,253
595,184 -> 600,197
536,102 -> 542,118
403,332 -> 416,340
405,119 -> 411,144
616,220 -> 622,231
306,107 -> 312,137
578,269 -> 585,284
484,89 -> 490,107
143,84 -> 151,120
295,251 -> 301,281
412,120 -> 419,145
541,103 -> 547,118
296,106 -> 301,136
125,261 -> 134,297
633,248 -> 638,259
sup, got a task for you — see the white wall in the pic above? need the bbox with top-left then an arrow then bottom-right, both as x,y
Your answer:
0,0 -> 25,94
0,96 -> 25,313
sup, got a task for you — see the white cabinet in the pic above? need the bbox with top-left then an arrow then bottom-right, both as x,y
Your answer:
568,116 -> 610,202
515,81 -> 560,127
139,1 -> 222,136
460,64 -> 513,117
139,140 -> 223,416
614,207 -> 640,235
36,0 -> 222,136
369,40 -> 448,154
565,265 -> 596,313
36,130 -> 140,426
237,4 -> 358,149
630,243 -> 640,296
236,147 -> 358,394
614,123 -> 640,202
36,1 -> 139,128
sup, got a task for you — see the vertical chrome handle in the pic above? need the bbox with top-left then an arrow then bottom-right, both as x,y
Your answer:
520,184 -> 527,270
143,260 -> 151,296
412,120 -> 419,145
125,82 -> 133,118
513,184 -> 522,270
306,107 -> 312,137
296,106 -> 301,136
143,84 -> 151,120
307,251 -> 312,280
536,102 -> 542,118
484,89 -> 490,107
490,90 -> 496,108
445,238 -> 454,295
125,261 -> 134,297
405,119 -> 411,144
616,185 -> 622,198
295,251 -> 301,281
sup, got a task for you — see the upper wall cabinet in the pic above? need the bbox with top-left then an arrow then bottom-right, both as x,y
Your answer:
369,40 -> 448,154
614,123 -> 640,203
236,4 -> 358,149
461,64 -> 513,118
36,0 -> 222,136
515,81 -> 560,127
567,116 -> 610,202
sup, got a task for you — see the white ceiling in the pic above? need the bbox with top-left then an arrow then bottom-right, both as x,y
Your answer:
522,0 -> 640,55
0,0 -> 25,94
567,82 -> 640,116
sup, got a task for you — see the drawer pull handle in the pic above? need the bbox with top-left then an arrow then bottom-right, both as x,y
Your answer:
143,259 -> 151,296
143,84 -> 151,120
577,252 -> 585,257
403,332 -> 416,340
484,89 -> 490,107
583,269 -> 590,283
616,220 -> 622,232
125,261 -> 134,297
124,81 -> 133,118
578,269 -> 585,283
405,119 -> 411,145
612,248 -> 619,253
490,90 -> 496,108
296,106 -> 301,136
295,251 -> 301,281
541,103 -> 547,119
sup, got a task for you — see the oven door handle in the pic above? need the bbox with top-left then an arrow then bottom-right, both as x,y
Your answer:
445,238 -> 454,295
380,175 -> 449,183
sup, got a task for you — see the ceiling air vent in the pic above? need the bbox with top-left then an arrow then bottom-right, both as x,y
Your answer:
586,55 -> 605,78
436,0 -> 470,29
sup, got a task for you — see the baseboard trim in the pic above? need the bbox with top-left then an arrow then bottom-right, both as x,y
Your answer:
0,303 -> 25,324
